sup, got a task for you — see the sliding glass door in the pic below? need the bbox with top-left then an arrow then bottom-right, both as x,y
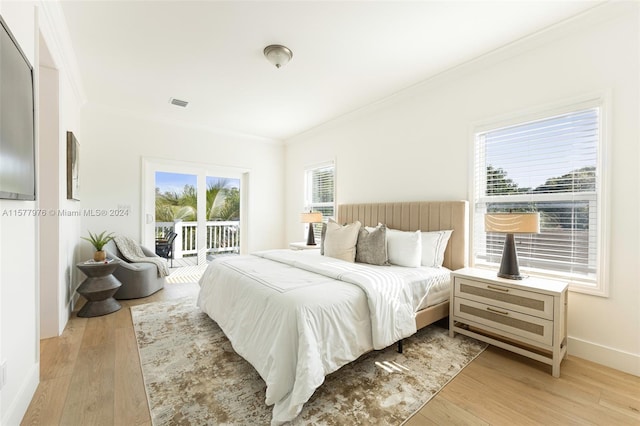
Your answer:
204,176 -> 241,259
154,171 -> 199,264
142,158 -> 248,267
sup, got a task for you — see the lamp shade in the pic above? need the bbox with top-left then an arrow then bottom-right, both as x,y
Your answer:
485,213 -> 540,234
300,211 -> 323,224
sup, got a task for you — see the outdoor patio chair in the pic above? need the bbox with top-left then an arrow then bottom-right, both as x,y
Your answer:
155,231 -> 177,267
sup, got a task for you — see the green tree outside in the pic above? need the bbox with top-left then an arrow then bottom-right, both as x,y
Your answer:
486,165 -> 595,230
155,180 -> 240,222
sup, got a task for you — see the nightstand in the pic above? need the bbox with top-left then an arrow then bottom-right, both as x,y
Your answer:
289,242 -> 320,250
450,267 -> 568,377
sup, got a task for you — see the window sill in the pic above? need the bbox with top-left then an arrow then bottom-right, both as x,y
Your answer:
471,262 -> 608,297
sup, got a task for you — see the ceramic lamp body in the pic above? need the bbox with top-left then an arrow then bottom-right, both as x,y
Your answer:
497,233 -> 522,279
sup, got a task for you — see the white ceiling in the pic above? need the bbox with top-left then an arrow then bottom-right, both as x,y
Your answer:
59,1 -> 602,141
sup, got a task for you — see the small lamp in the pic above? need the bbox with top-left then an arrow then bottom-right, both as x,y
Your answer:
484,212 -> 540,280
300,211 -> 323,245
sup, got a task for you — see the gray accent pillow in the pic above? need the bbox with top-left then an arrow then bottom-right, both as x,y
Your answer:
356,224 -> 389,266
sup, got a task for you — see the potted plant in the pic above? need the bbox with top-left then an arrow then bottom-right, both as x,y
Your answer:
82,230 -> 115,262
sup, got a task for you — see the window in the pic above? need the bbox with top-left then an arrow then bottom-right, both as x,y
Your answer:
473,98 -> 608,295
304,162 -> 335,241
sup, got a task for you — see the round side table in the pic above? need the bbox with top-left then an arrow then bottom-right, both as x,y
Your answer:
76,260 -> 123,317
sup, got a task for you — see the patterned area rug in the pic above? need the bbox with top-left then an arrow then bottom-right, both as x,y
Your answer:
132,297 -> 486,425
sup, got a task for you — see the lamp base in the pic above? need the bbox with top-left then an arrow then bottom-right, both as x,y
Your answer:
497,272 -> 526,280
306,224 -> 317,246
497,233 -> 525,280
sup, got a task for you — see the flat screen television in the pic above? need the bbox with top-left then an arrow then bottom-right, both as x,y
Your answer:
0,14 -> 35,200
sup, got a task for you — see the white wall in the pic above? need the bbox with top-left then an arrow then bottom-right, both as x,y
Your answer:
79,104 -> 285,262
0,2 -> 39,424
1,1 -> 84,423
284,3 -> 639,375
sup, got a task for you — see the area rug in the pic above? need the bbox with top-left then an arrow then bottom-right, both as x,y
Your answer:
132,297 -> 487,425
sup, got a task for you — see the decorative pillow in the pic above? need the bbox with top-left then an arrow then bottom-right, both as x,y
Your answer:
323,219 -> 362,262
356,224 -> 388,266
386,229 -> 422,268
421,230 -> 453,267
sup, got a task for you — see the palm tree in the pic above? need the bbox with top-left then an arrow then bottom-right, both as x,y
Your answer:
213,187 -> 240,220
207,179 -> 231,220
155,180 -> 240,222
155,186 -> 196,222
179,184 -> 198,212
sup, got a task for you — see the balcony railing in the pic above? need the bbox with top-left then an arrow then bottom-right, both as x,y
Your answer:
155,220 -> 240,259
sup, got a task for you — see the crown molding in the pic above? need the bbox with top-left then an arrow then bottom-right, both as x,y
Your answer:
37,0 -> 86,107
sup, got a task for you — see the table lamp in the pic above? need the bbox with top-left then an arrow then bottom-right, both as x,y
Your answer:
300,211 -> 323,245
484,212 -> 540,280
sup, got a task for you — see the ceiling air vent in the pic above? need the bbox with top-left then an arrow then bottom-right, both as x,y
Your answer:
169,98 -> 189,108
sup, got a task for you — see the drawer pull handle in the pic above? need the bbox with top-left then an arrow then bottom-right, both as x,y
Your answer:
486,307 -> 509,316
487,285 -> 509,293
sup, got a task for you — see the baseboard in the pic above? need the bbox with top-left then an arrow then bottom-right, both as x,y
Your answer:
70,291 -> 80,312
57,292 -> 81,336
2,362 -> 39,426
568,336 -> 640,377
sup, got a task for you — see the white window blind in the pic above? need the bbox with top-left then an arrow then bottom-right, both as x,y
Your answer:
473,104 -> 605,293
305,162 -> 335,240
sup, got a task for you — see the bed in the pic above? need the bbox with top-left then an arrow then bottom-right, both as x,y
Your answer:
197,201 -> 468,425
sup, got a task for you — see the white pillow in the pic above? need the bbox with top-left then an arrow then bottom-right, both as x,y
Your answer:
421,230 -> 453,267
324,219 -> 362,262
386,229 -> 422,267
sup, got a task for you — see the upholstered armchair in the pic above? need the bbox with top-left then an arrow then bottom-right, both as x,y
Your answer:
104,240 -> 165,299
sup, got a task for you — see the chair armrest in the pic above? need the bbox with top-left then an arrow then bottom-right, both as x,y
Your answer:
116,261 -> 151,272
141,245 -> 159,258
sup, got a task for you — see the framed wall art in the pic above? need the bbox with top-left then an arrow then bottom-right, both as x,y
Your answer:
67,131 -> 80,200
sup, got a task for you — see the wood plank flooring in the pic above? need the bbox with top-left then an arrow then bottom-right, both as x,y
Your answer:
22,282 -> 639,425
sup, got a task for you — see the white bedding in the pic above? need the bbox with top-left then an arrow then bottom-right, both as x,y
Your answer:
196,249 -> 450,425
256,249 -> 451,313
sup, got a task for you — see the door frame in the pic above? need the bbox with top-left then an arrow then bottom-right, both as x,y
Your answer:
141,157 -> 250,262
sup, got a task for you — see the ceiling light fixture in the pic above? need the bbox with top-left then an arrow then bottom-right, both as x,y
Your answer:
263,44 -> 293,69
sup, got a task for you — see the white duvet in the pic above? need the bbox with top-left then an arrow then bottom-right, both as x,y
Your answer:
197,249 -> 448,424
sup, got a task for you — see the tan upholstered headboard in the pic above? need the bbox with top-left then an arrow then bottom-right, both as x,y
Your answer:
337,201 -> 469,271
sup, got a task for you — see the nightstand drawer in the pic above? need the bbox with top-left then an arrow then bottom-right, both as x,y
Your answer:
454,297 -> 553,346
455,278 -> 554,320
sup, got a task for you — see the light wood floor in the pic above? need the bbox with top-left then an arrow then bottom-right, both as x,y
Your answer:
22,282 -> 639,425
